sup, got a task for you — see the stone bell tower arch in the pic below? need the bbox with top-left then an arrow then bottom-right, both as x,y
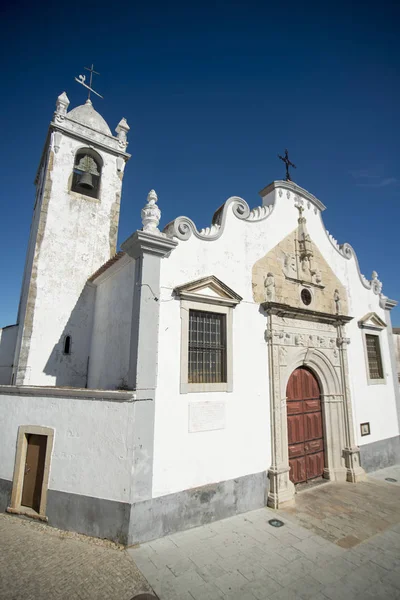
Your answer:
13,92 -> 131,386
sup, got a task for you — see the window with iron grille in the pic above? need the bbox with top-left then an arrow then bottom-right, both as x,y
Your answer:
188,310 -> 227,384
365,334 -> 383,379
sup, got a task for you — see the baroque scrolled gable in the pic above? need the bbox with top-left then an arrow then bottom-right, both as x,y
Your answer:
163,196 -> 273,241
161,179 -> 393,307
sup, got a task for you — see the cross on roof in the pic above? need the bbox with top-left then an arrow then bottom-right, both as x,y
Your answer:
278,149 -> 296,182
84,64 -> 99,100
74,64 -> 103,100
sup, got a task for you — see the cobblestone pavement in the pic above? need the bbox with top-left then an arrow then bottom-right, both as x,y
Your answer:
0,513 -> 154,600
128,469 -> 400,600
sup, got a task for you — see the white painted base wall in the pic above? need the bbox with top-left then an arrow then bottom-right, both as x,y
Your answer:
0,391 -> 135,503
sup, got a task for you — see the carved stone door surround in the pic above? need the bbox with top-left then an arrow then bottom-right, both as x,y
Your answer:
263,302 -> 366,508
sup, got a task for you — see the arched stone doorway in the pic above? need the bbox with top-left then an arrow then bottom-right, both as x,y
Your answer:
286,367 -> 325,484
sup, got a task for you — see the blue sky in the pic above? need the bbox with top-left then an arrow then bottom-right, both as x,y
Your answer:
1,0 -> 399,327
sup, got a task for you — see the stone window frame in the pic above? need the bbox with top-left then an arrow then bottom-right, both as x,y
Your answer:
8,425 -> 54,521
174,276 -> 242,394
359,314 -> 387,386
180,299 -> 234,394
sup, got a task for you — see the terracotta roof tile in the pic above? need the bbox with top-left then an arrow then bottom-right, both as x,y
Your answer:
88,251 -> 125,282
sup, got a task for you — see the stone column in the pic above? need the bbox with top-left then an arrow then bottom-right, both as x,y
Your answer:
121,230 -> 177,503
266,313 -> 295,508
336,323 -> 366,483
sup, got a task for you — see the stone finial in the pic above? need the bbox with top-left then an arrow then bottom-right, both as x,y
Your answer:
141,189 -> 161,233
371,271 -> 383,295
56,92 -> 70,116
116,118 -> 130,147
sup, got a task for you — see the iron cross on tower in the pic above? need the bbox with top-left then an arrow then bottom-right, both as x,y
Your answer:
84,64 -> 100,100
278,149 -> 296,181
75,64 -> 103,99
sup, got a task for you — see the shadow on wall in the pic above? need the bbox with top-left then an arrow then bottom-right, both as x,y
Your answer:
0,325 -> 18,385
43,284 -> 95,387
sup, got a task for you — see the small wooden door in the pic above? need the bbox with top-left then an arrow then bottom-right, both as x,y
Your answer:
21,434 -> 47,512
287,367 -> 325,484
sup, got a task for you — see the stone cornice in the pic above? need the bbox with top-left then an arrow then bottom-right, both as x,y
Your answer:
258,180 -> 327,212
50,121 -> 131,158
121,230 -> 178,259
381,297 -> 398,311
0,385 -> 136,402
261,301 -> 353,325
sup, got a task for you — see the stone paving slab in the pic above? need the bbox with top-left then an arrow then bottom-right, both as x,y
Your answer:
279,475 -> 400,547
0,513 -> 154,600
128,474 -> 400,599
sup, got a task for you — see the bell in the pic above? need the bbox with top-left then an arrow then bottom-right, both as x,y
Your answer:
78,171 -> 94,190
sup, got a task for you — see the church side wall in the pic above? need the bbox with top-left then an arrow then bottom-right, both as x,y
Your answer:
88,257 -> 135,390
0,390 -> 135,544
0,326 -> 18,384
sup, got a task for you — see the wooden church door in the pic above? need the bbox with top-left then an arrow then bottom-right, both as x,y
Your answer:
286,367 -> 325,484
21,434 -> 47,512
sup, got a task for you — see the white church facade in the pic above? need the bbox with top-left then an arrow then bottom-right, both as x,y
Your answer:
0,93 -> 399,544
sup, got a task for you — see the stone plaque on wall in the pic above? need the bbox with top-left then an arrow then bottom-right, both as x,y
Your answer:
189,401 -> 226,433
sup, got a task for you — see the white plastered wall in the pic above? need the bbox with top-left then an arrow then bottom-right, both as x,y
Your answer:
0,392 -> 135,503
152,185 -> 399,498
88,255 -> 135,390
17,129 -> 125,387
0,326 -> 18,384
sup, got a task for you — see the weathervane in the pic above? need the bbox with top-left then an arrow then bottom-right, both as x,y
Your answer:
278,149 -> 296,182
75,64 -> 103,100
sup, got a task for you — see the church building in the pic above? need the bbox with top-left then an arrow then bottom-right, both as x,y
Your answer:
0,92 -> 399,545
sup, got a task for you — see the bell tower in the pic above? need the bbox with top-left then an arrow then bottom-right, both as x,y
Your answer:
13,92 -> 131,386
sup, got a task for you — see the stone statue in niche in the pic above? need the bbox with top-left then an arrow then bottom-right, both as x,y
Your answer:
264,272 -> 275,301
311,267 -> 322,285
283,253 -> 297,278
301,255 -> 311,275
334,289 -> 341,314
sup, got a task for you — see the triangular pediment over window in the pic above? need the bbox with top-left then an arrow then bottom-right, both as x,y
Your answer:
174,275 -> 242,307
358,312 -> 387,330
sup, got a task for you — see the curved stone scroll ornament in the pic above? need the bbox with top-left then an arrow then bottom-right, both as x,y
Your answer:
322,218 -> 384,295
163,196 -> 273,242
